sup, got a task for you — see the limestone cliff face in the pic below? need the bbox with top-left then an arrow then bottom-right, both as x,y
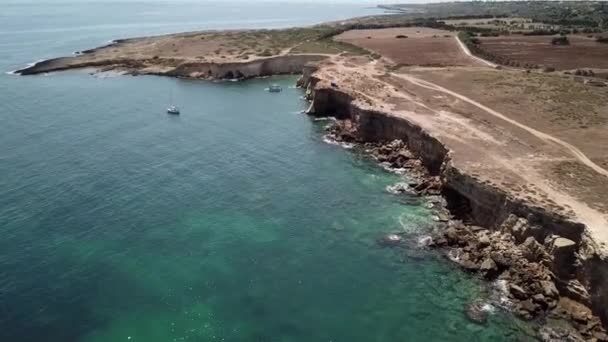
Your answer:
166,55 -> 327,79
357,110 -> 449,175
304,75 -> 608,326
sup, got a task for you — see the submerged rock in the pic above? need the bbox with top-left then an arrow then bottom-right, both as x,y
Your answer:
465,302 -> 489,324
379,233 -> 403,247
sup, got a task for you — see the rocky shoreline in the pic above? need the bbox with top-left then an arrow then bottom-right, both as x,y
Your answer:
318,103 -> 608,342
431,219 -> 607,341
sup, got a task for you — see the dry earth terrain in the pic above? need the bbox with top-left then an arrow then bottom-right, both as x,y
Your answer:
406,67 -> 608,215
17,26 -> 366,76
335,27 -> 486,67
479,35 -> 608,70
313,29 -> 608,248
87,27 -> 362,63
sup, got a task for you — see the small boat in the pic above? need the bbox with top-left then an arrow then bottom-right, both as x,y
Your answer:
268,84 -> 282,93
167,105 -> 180,115
167,88 -> 180,114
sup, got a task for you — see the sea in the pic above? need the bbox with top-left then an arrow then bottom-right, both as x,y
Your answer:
0,1 -> 534,341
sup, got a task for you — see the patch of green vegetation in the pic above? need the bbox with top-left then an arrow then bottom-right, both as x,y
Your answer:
377,1 -> 608,30
258,49 -> 274,57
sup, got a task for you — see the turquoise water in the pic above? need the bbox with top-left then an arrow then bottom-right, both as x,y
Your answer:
1,1 -> 534,341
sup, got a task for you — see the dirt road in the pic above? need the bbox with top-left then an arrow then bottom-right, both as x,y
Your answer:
389,72 -> 608,179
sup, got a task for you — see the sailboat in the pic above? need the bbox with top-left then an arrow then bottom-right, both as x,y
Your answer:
167,88 -> 180,115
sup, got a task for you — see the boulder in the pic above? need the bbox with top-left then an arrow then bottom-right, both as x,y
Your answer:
549,236 -> 577,278
478,234 -> 491,248
510,284 -> 529,300
593,331 -> 608,341
571,308 -> 591,324
522,236 -> 547,262
444,227 -> 461,245
511,218 -> 531,243
562,279 -> 591,305
551,237 -> 577,254
519,299 -> 538,314
436,212 -> 450,223
500,215 -> 533,242
500,214 -> 519,232
480,258 -> 499,279
460,259 -> 481,272
491,251 -> 513,268
532,293 -> 546,303
540,280 -> 559,299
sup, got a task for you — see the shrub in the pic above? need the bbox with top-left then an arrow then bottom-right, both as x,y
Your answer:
551,36 -> 570,45
524,29 -> 558,36
480,31 -> 500,37
259,49 -> 273,57
395,35 -> 408,39
596,36 -> 608,44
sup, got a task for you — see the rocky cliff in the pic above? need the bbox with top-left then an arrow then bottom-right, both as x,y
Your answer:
302,71 -> 608,334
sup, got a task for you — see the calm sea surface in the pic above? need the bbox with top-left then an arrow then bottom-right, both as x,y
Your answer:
0,1 -> 533,341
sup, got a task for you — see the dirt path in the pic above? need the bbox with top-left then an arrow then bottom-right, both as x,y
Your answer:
390,72 -> 608,179
453,36 -> 497,68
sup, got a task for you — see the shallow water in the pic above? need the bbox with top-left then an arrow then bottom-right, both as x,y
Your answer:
0,1 -> 535,341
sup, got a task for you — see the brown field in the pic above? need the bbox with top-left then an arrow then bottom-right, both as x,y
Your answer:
479,35 -> 608,70
335,27 -> 484,67
406,67 -> 608,211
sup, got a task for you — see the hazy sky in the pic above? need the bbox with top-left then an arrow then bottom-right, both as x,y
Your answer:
20,0 -> 441,3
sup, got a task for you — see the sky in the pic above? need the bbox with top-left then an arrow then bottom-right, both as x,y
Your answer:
13,0 -> 437,3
